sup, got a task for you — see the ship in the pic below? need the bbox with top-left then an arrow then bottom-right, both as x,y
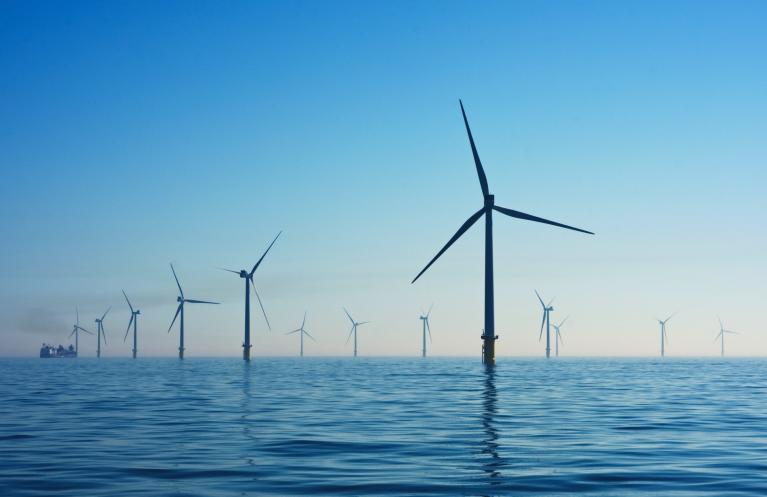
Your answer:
40,343 -> 77,358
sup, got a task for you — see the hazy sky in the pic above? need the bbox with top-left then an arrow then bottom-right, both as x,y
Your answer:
1,1 -> 765,357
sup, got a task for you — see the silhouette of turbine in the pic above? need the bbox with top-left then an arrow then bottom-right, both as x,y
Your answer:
68,306 -> 93,356
344,308 -> 369,357
411,100 -> 594,364
286,312 -> 315,357
715,317 -> 738,357
536,291 -> 555,358
419,305 -> 433,357
552,316 -> 568,357
94,307 -> 110,358
168,264 -> 218,359
122,290 -> 141,359
220,232 -> 280,361
656,313 -> 675,357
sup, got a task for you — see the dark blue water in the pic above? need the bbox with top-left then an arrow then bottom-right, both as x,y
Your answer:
1,358 -> 766,496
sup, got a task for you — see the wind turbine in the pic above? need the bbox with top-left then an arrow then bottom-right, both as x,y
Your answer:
715,317 -> 738,357
68,306 -> 93,356
286,312 -> 315,357
122,290 -> 140,359
344,308 -> 369,357
219,232 -> 280,361
168,264 -> 219,359
552,316 -> 568,357
536,291 -> 555,358
419,305 -> 433,357
94,307 -> 110,358
656,313 -> 675,357
411,100 -> 594,364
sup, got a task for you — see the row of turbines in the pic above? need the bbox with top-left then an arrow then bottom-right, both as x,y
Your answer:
65,101 -> 742,362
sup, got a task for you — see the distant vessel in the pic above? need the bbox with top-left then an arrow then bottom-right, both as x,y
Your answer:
40,343 -> 76,358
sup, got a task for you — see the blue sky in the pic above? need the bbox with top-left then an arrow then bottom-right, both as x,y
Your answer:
1,0 -> 765,357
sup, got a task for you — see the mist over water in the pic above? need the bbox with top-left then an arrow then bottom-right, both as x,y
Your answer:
1,357 -> 766,496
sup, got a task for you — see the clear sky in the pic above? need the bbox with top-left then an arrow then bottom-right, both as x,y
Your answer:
1,1 -> 765,357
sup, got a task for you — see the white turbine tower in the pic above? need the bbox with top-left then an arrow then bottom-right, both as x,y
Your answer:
656,313 -> 675,357
344,308 -> 369,357
419,305 -> 433,357
286,312 -> 315,357
552,316 -> 568,357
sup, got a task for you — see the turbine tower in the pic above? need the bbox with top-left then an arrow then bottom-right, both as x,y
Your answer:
122,290 -> 141,359
656,313 -> 675,357
344,308 -> 369,357
412,100 -> 594,364
419,305 -> 433,357
69,306 -> 93,356
286,312 -> 315,357
552,316 -> 568,357
94,307 -> 110,358
220,232 -> 280,361
168,264 -> 219,359
715,317 -> 738,357
536,291 -> 555,358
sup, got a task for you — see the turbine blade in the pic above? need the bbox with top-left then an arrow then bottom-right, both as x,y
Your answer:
185,299 -> 220,304
459,100 -> 489,197
122,289 -> 134,313
124,315 -> 134,342
301,311 -> 307,330
493,205 -> 594,235
714,331 -> 722,341
539,313 -> 546,341
76,326 -> 93,335
101,306 -> 111,321
170,263 -> 184,299
285,329 -> 301,335
168,304 -> 182,333
101,328 -> 107,345
357,321 -> 370,326
250,231 -> 282,277
251,279 -> 271,330
535,290 -> 545,308
557,329 -> 564,345
427,303 -> 433,318
559,316 -> 569,327
426,320 -> 432,343
69,329 -> 76,338
343,307 -> 355,325
345,324 -> 354,344
218,267 -> 241,274
718,316 -> 723,330
411,208 -> 485,284
304,330 -> 317,342
665,312 -> 675,322
76,306 -> 79,326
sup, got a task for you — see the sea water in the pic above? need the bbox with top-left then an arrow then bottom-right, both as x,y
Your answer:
1,357 -> 766,496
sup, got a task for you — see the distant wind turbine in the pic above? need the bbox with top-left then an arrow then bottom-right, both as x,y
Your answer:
286,312 -> 315,357
94,307 -> 110,358
656,313 -> 675,357
220,232 -> 280,361
552,316 -> 568,357
419,305 -> 433,357
715,317 -> 738,357
69,306 -> 93,356
411,100 -> 594,364
344,308 -> 369,357
536,291 -> 555,358
122,290 -> 141,359
168,264 -> 219,359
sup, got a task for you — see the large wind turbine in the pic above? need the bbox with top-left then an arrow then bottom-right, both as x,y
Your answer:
344,308 -> 369,357
220,232 -> 280,361
122,290 -> 140,359
94,307 -> 110,358
552,316 -> 568,357
419,305 -> 433,357
715,317 -> 738,357
656,313 -> 675,357
168,264 -> 219,359
536,291 -> 555,358
286,312 -> 315,357
69,307 -> 93,356
411,100 -> 594,364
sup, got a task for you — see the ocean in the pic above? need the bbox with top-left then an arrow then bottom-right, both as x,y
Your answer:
1,357 -> 765,496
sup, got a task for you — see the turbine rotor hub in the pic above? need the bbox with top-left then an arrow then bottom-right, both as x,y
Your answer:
240,270 -> 248,278
484,194 -> 495,208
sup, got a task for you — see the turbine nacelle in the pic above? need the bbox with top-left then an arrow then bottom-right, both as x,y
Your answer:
177,296 -> 183,303
239,270 -> 248,278
484,194 -> 495,208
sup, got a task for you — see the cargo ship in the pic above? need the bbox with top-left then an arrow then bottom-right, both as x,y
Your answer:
40,343 -> 77,358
